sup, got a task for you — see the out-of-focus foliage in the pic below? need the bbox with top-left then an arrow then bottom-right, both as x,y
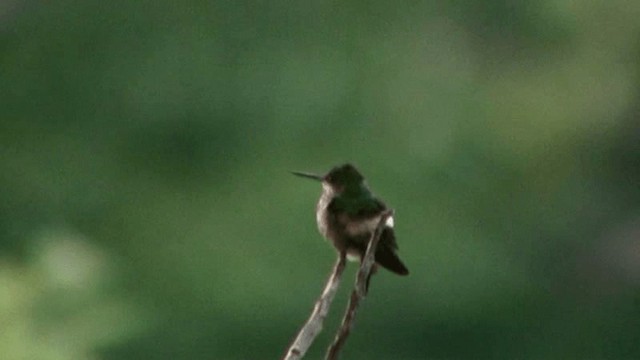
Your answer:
0,228 -> 149,360
1,0 -> 639,359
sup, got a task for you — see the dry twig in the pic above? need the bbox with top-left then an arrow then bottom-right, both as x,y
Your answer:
325,209 -> 393,360
282,253 -> 347,360
282,209 -> 394,360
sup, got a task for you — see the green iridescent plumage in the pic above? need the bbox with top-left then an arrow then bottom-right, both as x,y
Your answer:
293,164 -> 407,275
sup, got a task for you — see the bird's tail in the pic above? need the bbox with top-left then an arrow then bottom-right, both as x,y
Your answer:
375,244 -> 409,275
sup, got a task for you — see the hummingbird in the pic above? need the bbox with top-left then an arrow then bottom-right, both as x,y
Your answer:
292,163 -> 409,276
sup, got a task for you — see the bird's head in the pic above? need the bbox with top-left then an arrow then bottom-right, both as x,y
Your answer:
292,163 -> 365,194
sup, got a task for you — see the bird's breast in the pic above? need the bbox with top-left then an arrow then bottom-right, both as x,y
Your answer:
316,192 -> 331,238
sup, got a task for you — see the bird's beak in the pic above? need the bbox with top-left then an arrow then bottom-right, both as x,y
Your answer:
291,171 -> 324,181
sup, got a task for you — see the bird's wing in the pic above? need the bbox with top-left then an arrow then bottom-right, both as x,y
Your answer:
330,196 -> 399,249
380,224 -> 399,250
351,197 -> 387,217
355,197 -> 400,250
360,197 -> 387,216
375,228 -> 408,274
329,196 -> 386,219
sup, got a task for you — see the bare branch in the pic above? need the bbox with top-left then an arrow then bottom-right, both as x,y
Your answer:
325,209 -> 394,360
282,252 -> 347,360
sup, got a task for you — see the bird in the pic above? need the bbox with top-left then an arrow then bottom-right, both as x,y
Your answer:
292,163 -> 409,277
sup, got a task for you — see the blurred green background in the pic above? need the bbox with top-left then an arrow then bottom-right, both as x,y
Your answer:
1,0 -> 640,359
